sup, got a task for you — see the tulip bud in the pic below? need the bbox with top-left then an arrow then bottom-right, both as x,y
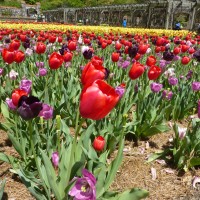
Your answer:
51,152 -> 59,168
93,136 -> 105,152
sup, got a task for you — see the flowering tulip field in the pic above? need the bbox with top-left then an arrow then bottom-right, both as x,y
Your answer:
0,22 -> 200,200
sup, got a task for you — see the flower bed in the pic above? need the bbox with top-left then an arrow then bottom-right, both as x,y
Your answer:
0,23 -> 199,200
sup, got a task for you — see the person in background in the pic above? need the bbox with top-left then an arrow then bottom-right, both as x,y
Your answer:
122,18 -> 127,27
175,21 -> 182,30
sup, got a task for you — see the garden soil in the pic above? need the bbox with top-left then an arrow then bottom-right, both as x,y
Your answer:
1,119 -> 200,200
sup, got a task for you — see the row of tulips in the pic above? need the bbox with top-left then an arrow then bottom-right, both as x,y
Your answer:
0,24 -> 199,200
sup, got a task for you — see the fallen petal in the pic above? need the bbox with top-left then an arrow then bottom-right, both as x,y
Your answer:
156,159 -> 166,165
163,168 -> 174,174
151,167 -> 157,180
192,176 -> 200,188
146,142 -> 149,149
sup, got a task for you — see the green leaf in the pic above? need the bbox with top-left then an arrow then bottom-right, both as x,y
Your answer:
17,168 -> 47,200
0,179 -> 6,200
1,102 -> 9,119
190,158 -> 200,168
101,188 -> 148,200
117,188 -> 149,200
0,153 -> 15,165
8,133 -> 24,158
147,150 -> 166,163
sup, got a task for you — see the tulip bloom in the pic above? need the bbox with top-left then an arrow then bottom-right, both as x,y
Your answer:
150,82 -> 163,93
192,82 -> 200,91
181,56 -> 190,65
146,55 -> 156,67
111,52 -> 120,62
14,50 -> 25,63
69,169 -> 96,200
49,52 -> 64,70
63,51 -> 73,62
17,96 -> 43,120
19,79 -> 32,94
93,136 -> 106,151
148,66 -> 161,80
9,39 -> 20,51
35,42 -> 46,54
81,62 -> 106,87
129,62 -> 145,80
2,49 -> 15,64
11,89 -> 28,106
68,41 -> 77,51
80,80 -> 120,120
38,103 -> 54,120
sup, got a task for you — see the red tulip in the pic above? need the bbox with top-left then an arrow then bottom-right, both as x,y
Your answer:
9,40 -> 20,51
11,89 -> 28,106
181,56 -> 190,65
35,42 -> 46,54
57,36 -> 63,43
81,62 -> 106,86
93,136 -> 106,151
188,47 -> 195,54
173,47 -> 181,55
49,52 -> 64,70
138,44 -> 148,54
19,34 -> 27,42
115,42 -> 122,50
134,53 -> 141,61
63,51 -> 73,62
2,49 -> 15,64
101,42 -> 107,49
181,45 -> 189,53
91,56 -> 103,66
14,50 -> 25,63
68,41 -> 77,51
80,80 -> 120,120
111,52 -> 120,62
129,62 -> 145,80
148,66 -> 161,80
155,46 -> 161,53
49,35 -> 56,43
146,55 -> 156,67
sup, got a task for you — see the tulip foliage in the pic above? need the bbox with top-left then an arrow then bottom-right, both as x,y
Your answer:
0,23 -> 199,199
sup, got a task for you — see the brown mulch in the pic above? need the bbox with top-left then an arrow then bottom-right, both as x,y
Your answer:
1,118 -> 200,200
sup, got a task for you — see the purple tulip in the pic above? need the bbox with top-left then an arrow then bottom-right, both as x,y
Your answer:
122,60 -> 130,69
115,85 -> 125,98
17,96 -> 43,120
51,152 -> 59,168
186,70 -> 193,79
39,68 -> 47,76
162,90 -> 173,100
69,169 -> 96,200
36,61 -> 44,68
163,51 -> 174,61
6,98 -> 17,110
0,68 -> 3,76
39,103 -> 53,120
193,49 -> 200,62
168,77 -> 178,86
192,82 -> 200,91
19,79 -> 32,94
150,82 -> 163,93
